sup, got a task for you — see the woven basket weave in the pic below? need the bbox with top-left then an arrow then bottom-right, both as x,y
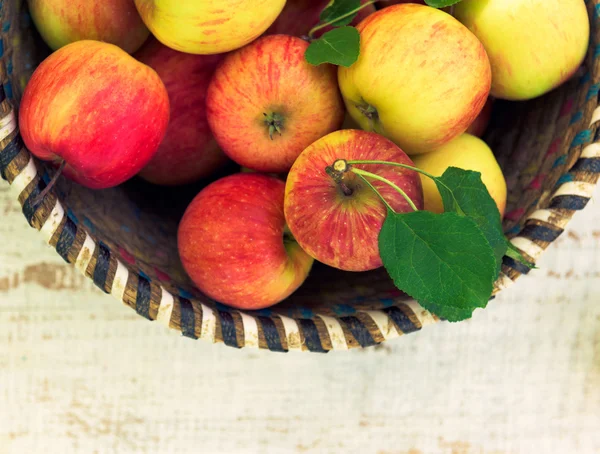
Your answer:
1,0 -> 599,352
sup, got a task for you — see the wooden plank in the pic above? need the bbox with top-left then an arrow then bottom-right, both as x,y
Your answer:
1,184 -> 599,454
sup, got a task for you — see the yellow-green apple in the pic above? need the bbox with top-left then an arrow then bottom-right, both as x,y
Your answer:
454,0 -> 589,101
266,0 -> 375,38
27,0 -> 149,54
284,129 -> 423,272
412,133 -> 507,216
134,0 -> 286,55
466,97 -> 494,138
178,173 -> 313,310
19,40 -> 169,189
135,38 -> 228,186
207,34 -> 344,173
338,4 -> 491,155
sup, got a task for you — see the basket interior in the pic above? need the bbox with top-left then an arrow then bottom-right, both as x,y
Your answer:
2,0 -> 599,346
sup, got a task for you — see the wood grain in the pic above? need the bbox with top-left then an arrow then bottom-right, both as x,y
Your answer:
1,184 -> 600,454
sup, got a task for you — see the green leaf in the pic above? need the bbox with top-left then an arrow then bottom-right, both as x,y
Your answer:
305,27 -> 360,67
506,242 -> 537,269
320,0 -> 361,27
424,0 -> 464,7
379,210 -> 496,322
435,167 -> 507,274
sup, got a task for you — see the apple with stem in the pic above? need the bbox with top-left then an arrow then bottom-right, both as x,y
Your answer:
178,173 -> 314,310
284,129 -> 423,272
134,0 -> 286,54
338,4 -> 491,155
207,34 -> 344,173
27,0 -> 149,54
19,40 -> 169,193
135,38 -> 228,186
454,0 -> 589,101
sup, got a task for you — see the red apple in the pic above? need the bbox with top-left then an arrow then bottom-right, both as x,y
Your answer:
284,129 -> 424,272
207,34 -> 344,173
27,0 -> 150,54
19,40 -> 169,189
178,173 -> 314,310
466,97 -> 494,138
135,38 -> 229,186
266,0 -> 376,38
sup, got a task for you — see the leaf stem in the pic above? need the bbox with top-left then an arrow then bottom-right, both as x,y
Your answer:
347,159 -> 437,180
347,159 -> 465,215
354,172 -> 395,213
351,167 -> 418,211
308,0 -> 378,39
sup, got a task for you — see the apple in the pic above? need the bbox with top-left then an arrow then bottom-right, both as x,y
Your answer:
338,4 -> 491,155
19,40 -> 169,189
134,0 -> 285,55
381,0 -> 425,5
412,133 -> 507,217
284,129 -> 424,272
207,34 -> 344,173
454,0 -> 589,101
266,0 -> 376,38
134,38 -> 228,186
27,0 -> 149,54
178,173 -> 314,310
379,1 -> 452,14
466,97 -> 494,138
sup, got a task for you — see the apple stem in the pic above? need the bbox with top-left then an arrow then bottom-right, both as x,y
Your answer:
350,167 -> 418,212
31,160 -> 66,207
308,0 -> 378,39
325,163 -> 354,196
356,103 -> 383,135
263,112 -> 284,140
357,104 -> 378,121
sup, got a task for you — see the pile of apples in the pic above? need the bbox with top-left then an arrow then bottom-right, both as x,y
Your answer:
19,0 -> 589,310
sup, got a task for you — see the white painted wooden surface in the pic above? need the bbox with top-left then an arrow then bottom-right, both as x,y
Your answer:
1,181 -> 600,454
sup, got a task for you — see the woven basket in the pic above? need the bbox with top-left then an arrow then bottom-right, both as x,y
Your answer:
2,1 -> 599,352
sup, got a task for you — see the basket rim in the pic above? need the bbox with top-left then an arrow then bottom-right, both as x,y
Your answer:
1,3 -> 600,353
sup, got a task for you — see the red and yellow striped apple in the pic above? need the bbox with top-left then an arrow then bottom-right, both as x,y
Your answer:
27,0 -> 149,54
178,173 -> 314,310
207,34 -> 344,173
134,0 -> 285,55
454,0 -> 589,101
284,130 -> 423,272
338,4 -> 491,155
135,38 -> 228,186
19,40 -> 169,189
266,0 -> 376,38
